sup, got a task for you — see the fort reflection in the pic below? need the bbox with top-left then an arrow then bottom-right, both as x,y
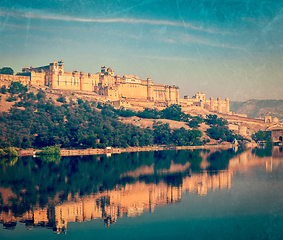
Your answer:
0,147 -> 282,233
0,174 -> 229,233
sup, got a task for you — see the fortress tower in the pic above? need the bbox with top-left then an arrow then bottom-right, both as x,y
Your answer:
49,61 -> 64,88
225,98 -> 229,114
147,77 -> 153,101
217,98 -> 222,113
210,97 -> 215,111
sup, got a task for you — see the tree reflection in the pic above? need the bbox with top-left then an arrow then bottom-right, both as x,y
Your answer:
0,156 -> 18,166
206,148 -> 243,174
0,147 -> 254,231
253,144 -> 273,157
38,154 -> 61,163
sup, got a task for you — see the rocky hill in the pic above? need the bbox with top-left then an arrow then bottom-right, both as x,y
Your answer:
230,99 -> 283,120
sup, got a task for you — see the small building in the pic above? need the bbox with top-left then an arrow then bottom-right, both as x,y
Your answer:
271,129 -> 283,143
266,124 -> 283,143
180,92 -> 230,114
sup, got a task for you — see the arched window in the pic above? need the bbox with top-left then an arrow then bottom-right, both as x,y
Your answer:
279,136 -> 283,141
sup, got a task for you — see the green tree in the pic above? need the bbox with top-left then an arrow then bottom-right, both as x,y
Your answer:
84,135 -> 97,148
1,85 -> 7,94
36,89 -> 46,100
161,104 -> 188,121
6,96 -> 17,102
153,122 -> 171,144
116,107 -> 136,117
204,114 -> 228,126
137,108 -> 160,119
8,82 -> 27,95
252,131 -> 266,142
57,95 -> 67,103
0,147 -> 18,157
206,126 -> 235,142
21,136 -> 31,149
186,130 -> 203,145
37,146 -> 61,155
77,98 -> 84,105
187,117 -> 202,128
0,67 -> 14,75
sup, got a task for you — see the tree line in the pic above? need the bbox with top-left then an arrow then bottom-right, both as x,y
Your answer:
0,82 -> 244,150
0,83 -> 204,149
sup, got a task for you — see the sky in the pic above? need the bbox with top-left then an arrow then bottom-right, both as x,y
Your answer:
0,0 -> 283,101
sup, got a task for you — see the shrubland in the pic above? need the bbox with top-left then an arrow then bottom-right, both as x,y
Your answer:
0,82 -> 242,150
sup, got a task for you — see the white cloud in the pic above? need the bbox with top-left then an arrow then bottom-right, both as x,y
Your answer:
0,9 -> 231,35
161,32 -> 247,50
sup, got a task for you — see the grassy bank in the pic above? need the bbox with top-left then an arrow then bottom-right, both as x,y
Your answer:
0,147 -> 18,157
35,146 -> 60,155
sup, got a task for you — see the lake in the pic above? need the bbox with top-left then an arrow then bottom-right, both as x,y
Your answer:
1,146 -> 283,239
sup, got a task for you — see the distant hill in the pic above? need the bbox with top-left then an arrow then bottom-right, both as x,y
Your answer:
230,99 -> 283,120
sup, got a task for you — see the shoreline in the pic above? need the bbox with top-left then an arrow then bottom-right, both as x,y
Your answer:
17,143 -> 248,157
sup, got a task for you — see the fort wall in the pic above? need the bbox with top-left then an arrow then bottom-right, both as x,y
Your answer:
0,73 -> 30,86
80,72 -> 99,92
30,72 -> 45,86
218,113 -> 265,124
56,72 -> 81,90
118,82 -> 148,100
1,60 -> 223,111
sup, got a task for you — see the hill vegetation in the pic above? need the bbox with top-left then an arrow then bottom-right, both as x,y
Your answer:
230,99 -> 283,119
0,82 -> 244,150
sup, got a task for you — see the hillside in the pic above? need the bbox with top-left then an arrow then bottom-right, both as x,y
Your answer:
0,82 -> 250,149
230,99 -> 283,120
0,83 -> 209,149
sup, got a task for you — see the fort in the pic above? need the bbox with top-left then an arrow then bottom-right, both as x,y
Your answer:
1,60 -> 282,140
0,60 -> 229,113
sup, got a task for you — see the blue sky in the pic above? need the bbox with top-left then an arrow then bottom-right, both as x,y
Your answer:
0,0 -> 283,101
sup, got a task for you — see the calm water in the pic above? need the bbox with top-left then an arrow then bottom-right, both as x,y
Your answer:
1,147 -> 283,240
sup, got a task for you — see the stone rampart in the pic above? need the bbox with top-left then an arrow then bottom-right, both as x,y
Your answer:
0,74 -> 30,86
219,113 -> 266,125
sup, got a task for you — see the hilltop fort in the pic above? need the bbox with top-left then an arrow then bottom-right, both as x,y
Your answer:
0,60 -> 229,113
1,60 -> 283,147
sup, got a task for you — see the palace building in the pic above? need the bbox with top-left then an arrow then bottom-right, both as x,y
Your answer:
0,60 -> 229,113
16,60 -> 179,105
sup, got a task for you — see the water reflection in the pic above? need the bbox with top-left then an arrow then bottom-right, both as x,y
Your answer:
0,156 -> 18,166
0,146 -> 282,234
